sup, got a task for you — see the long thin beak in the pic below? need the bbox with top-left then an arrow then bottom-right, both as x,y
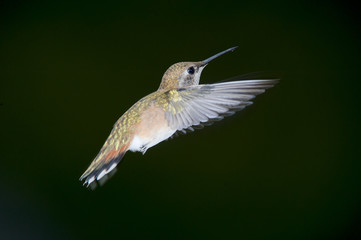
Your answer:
201,46 -> 238,66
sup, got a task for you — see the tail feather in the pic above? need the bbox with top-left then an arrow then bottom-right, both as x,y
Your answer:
80,144 -> 128,188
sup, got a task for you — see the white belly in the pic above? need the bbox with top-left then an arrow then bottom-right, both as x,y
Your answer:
128,128 -> 176,154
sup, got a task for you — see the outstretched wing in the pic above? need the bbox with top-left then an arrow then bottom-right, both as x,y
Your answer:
164,79 -> 278,134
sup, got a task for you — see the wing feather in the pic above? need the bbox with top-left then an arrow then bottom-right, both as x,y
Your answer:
164,79 -> 278,134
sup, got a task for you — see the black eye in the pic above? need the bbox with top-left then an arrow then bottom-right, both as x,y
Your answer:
187,66 -> 195,75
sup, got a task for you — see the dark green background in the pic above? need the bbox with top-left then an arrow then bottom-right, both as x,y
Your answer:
1,1 -> 360,239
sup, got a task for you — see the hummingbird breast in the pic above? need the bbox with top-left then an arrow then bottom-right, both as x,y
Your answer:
128,102 -> 176,153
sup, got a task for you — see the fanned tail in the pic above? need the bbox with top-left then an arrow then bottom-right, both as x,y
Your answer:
80,143 -> 128,188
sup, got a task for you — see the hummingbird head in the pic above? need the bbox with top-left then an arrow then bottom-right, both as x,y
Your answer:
158,61 -> 205,90
158,46 -> 238,90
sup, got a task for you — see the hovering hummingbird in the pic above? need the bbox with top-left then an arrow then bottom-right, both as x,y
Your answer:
80,46 -> 278,187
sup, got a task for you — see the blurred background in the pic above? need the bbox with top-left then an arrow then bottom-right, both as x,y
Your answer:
1,0 -> 360,239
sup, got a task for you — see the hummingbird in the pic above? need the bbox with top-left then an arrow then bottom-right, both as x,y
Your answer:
80,46 -> 278,187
